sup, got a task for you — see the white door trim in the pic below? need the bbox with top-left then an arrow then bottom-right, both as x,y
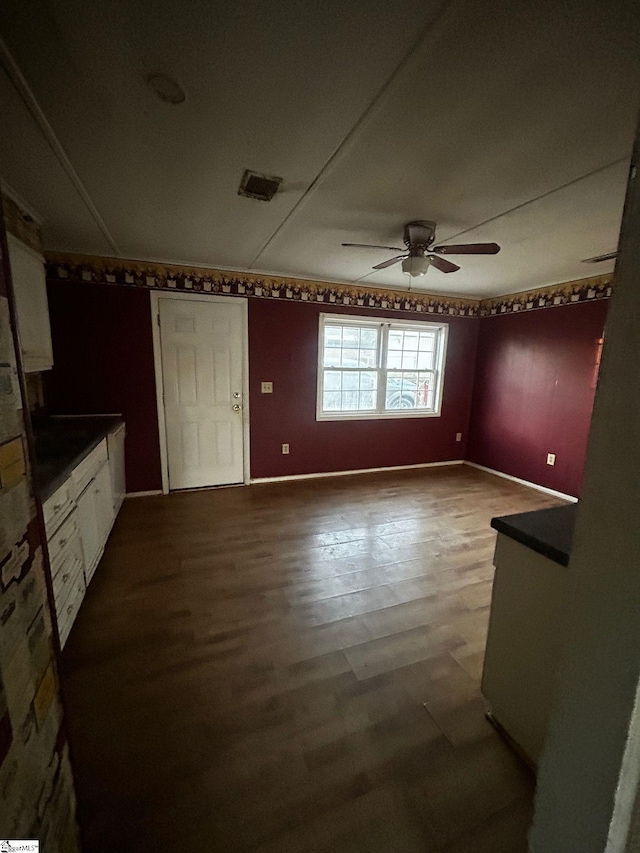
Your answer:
150,291 -> 250,494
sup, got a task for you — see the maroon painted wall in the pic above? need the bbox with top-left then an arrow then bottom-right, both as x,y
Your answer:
248,299 -> 478,478
44,282 -> 162,493
466,300 -> 609,497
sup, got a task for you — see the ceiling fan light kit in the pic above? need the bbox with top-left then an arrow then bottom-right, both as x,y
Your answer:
402,250 -> 431,277
342,219 -> 501,278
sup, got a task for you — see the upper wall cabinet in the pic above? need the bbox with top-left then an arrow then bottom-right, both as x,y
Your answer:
7,233 -> 53,372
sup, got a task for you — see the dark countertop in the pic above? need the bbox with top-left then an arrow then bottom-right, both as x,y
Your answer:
33,415 -> 124,501
491,503 -> 577,567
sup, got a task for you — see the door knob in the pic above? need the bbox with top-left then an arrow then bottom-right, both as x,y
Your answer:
233,392 -> 241,399
233,404 -> 241,412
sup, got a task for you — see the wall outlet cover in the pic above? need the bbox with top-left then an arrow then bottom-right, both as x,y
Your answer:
282,443 -> 290,454
547,453 -> 556,466
456,433 -> 462,442
261,381 -> 273,394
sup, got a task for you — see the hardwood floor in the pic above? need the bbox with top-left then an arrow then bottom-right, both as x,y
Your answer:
61,464 -> 562,852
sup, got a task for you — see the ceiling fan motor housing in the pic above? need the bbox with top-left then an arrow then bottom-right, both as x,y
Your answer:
404,220 -> 436,248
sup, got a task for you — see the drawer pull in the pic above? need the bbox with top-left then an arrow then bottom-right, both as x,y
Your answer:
58,538 -> 68,548
53,503 -> 63,512
67,604 -> 73,614
62,573 -> 70,582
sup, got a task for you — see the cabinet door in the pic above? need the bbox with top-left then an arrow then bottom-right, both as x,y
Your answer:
76,482 -> 101,582
7,234 -> 53,372
94,462 -> 115,545
108,427 -> 126,512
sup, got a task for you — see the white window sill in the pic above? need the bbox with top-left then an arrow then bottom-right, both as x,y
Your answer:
316,410 -> 442,422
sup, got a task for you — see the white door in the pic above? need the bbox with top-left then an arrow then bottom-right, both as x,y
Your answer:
159,297 -> 245,490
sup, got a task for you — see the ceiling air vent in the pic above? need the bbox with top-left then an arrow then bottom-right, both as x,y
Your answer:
238,169 -> 282,202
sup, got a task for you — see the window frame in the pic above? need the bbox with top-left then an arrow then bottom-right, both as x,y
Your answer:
316,313 -> 449,421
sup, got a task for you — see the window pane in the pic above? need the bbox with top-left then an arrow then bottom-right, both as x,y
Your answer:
361,328 -> 378,348
342,371 -> 360,390
388,331 -> 404,350
360,372 -> 376,390
322,370 -> 377,412
341,348 -> 361,367
419,332 -> 436,351
324,370 -> 342,391
387,351 -> 402,369
359,390 -> 376,409
401,351 -> 418,370
385,371 -> 435,410
323,391 -> 341,411
323,348 -> 341,367
403,331 -> 419,350
343,327 -> 360,348
417,350 -> 435,370
324,326 -> 343,347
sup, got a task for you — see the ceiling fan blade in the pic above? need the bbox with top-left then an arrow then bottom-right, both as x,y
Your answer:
342,242 -> 404,251
428,255 -> 460,274
582,251 -> 618,263
372,255 -> 407,270
431,242 -> 501,255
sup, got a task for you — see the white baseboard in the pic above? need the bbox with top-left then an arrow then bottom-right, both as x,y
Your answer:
250,459 -> 464,485
464,461 -> 578,503
125,490 -> 164,498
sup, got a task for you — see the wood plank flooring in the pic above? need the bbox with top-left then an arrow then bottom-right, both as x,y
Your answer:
61,464 -> 562,852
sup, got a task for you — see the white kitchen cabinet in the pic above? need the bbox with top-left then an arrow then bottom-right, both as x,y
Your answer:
76,460 -> 114,585
108,423 -> 126,512
94,462 -> 115,545
7,233 -> 53,373
76,480 -> 101,584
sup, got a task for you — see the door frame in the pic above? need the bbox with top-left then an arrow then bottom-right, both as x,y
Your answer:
150,291 -> 251,494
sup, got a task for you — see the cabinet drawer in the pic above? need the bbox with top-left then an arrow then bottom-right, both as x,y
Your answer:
51,526 -> 85,609
48,509 -> 81,566
43,478 -> 75,539
57,565 -> 86,648
72,440 -> 108,497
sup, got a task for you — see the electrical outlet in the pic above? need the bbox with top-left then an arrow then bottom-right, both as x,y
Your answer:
547,453 -> 556,466
282,443 -> 290,455
261,381 -> 273,394
456,432 -> 462,442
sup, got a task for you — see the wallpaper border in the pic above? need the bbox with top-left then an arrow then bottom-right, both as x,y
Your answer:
44,252 -> 613,318
478,273 -> 613,316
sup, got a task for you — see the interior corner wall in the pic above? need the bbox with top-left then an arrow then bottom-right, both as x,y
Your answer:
44,281 -> 163,493
247,298 -> 478,478
466,299 -> 610,498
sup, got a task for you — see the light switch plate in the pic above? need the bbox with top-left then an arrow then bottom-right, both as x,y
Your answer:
261,381 -> 273,394
456,433 -> 462,442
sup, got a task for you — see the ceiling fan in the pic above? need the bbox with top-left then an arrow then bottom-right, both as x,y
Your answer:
582,251 -> 618,264
342,220 -> 500,277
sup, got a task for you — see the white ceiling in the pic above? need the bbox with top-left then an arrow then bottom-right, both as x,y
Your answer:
0,0 -> 639,297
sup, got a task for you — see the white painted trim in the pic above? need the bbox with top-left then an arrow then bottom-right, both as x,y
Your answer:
464,461 -> 578,502
125,490 -> 163,498
315,313 -> 448,422
251,459 -> 464,484
150,291 -> 250,493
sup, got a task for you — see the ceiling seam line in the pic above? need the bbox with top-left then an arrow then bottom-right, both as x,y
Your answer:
247,0 -> 458,269
431,157 -> 630,247
0,36 -> 121,255
352,155 -> 630,284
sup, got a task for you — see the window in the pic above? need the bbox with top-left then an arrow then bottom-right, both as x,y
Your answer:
317,314 -> 448,420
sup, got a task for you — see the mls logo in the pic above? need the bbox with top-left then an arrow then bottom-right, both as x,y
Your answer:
1,843 -> 40,852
